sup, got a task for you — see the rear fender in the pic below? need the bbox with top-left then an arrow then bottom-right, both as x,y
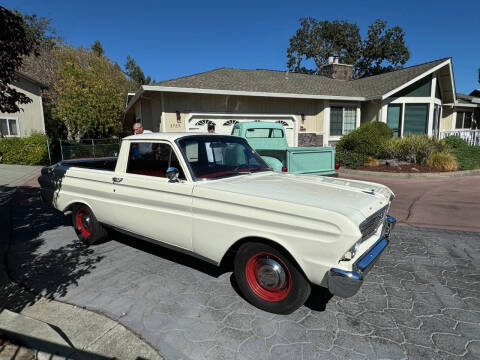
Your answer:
261,156 -> 283,172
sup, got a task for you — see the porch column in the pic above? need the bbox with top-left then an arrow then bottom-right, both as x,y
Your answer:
160,92 -> 166,133
427,73 -> 437,137
356,102 -> 361,128
323,100 -> 330,146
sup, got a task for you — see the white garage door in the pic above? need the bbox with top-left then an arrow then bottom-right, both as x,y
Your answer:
187,117 -> 296,146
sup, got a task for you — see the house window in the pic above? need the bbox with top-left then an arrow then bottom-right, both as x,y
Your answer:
0,118 -> 18,136
404,104 -> 429,134
330,107 -> 356,136
387,105 -> 402,137
456,111 -> 473,129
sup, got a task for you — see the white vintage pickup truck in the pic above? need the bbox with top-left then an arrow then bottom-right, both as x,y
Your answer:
39,133 -> 396,314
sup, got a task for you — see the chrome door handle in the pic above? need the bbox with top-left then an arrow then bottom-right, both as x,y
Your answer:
112,177 -> 123,183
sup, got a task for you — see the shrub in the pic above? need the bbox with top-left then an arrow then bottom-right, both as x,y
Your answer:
364,156 -> 380,166
443,135 -> 469,150
381,135 -> 448,164
335,150 -> 365,168
336,121 -> 393,158
427,151 -> 458,171
0,133 -> 49,165
443,136 -> 480,170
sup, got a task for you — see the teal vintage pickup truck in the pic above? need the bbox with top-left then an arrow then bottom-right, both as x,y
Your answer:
232,122 -> 336,176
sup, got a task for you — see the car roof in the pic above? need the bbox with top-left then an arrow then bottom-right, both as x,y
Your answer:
234,121 -> 285,129
123,132 -> 228,141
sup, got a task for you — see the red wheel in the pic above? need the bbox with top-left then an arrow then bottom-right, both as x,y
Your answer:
245,252 -> 292,301
72,204 -> 107,245
234,242 -> 311,314
75,208 -> 92,238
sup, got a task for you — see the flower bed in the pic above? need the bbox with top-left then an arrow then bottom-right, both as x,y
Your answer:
354,163 -> 453,173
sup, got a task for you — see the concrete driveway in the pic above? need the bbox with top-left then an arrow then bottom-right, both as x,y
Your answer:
7,186 -> 480,360
339,173 -> 480,232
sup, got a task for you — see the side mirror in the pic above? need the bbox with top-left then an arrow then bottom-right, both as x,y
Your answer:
166,167 -> 179,182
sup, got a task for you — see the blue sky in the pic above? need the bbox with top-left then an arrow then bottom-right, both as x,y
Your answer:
5,0 -> 480,93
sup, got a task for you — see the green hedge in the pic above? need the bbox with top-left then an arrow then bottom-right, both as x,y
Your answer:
0,133 -> 49,165
336,121 -> 393,158
443,136 -> 480,170
335,150 -> 365,168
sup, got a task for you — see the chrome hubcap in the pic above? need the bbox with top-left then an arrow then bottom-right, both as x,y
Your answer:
256,258 -> 286,290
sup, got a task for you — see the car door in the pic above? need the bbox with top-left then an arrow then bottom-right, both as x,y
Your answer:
112,140 -> 193,250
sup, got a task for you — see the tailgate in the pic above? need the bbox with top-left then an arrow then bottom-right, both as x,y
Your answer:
286,146 -> 335,175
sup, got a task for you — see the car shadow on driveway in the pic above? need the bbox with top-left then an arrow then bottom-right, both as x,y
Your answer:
112,229 -> 334,312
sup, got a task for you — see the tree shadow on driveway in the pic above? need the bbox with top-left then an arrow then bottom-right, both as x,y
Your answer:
2,186 -> 104,312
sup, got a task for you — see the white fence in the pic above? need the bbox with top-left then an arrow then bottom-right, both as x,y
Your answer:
439,130 -> 480,146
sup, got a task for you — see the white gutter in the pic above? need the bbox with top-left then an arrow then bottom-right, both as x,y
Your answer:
125,85 -> 366,114
444,102 -> 479,108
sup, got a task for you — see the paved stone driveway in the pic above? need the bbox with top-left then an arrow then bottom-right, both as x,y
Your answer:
8,189 -> 480,359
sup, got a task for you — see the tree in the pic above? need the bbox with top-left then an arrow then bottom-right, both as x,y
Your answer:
0,6 -> 39,113
356,20 -> 410,78
286,18 -> 410,78
53,47 -> 136,139
15,11 -> 58,49
287,18 -> 361,74
124,55 -> 152,85
91,40 -> 104,57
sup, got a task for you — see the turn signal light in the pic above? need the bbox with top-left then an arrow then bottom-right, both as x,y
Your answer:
335,162 -> 340,170
281,166 -> 287,172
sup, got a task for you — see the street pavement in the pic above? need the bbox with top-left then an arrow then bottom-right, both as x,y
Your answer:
6,186 -> 480,360
339,173 -> 480,232
0,164 -> 42,188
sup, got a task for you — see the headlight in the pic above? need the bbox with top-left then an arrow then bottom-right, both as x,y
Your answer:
341,241 -> 360,261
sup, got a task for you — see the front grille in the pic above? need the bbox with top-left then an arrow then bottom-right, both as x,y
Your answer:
359,205 -> 388,241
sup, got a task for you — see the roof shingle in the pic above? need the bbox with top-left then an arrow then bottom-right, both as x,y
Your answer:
154,58 -> 451,99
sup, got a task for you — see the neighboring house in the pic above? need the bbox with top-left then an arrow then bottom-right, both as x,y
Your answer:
125,58 -> 469,147
0,72 -> 46,137
440,92 -> 480,145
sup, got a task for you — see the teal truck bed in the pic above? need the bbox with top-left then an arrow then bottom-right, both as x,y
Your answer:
232,122 -> 336,176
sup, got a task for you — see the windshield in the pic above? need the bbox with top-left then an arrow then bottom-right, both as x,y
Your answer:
177,135 -> 271,179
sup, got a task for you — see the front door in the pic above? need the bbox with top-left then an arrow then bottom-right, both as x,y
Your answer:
112,141 -> 193,250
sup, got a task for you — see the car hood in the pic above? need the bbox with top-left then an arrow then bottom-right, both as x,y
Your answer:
195,172 -> 394,224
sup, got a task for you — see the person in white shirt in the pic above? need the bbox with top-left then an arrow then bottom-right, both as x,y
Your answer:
132,122 -> 153,155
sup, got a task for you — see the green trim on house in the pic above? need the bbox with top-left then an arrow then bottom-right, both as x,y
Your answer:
392,75 -> 431,97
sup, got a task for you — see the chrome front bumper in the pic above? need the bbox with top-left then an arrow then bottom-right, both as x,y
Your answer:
328,215 -> 396,298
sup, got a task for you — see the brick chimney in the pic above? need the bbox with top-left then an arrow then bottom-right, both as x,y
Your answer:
320,56 -> 354,81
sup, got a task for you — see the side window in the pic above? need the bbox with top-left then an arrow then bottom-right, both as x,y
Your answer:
126,142 -> 185,179
271,129 -> 284,138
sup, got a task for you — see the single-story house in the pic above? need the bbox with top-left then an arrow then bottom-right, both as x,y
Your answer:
0,72 -> 47,137
125,57 -> 480,147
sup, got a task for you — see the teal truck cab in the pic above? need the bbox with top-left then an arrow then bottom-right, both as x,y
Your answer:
232,122 -> 336,176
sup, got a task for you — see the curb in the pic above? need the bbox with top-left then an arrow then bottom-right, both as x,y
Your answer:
338,167 -> 480,179
0,309 -> 75,359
